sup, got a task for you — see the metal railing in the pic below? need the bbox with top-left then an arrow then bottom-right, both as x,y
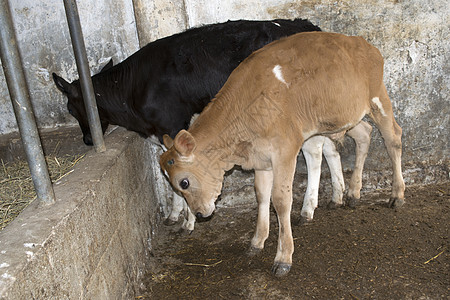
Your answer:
63,0 -> 105,153
0,0 -> 106,206
0,0 -> 55,205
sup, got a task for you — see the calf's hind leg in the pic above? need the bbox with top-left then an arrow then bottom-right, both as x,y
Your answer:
369,86 -> 405,207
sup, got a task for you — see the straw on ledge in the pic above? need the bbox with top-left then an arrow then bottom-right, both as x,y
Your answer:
0,154 -> 85,230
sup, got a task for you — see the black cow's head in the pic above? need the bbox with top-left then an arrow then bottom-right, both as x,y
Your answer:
52,59 -> 113,145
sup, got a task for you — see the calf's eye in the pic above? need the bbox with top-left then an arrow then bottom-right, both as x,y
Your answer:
180,178 -> 190,190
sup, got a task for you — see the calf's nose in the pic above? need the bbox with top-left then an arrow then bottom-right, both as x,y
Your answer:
83,133 -> 93,146
195,212 -> 214,223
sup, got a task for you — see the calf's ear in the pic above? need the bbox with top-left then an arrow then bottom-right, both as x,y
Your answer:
174,130 -> 196,156
163,134 -> 174,148
100,58 -> 114,73
52,73 -> 78,97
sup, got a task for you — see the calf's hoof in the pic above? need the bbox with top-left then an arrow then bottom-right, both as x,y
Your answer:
327,201 -> 343,210
299,216 -> 314,225
163,218 -> 178,226
181,220 -> 195,232
176,227 -> 193,235
345,196 -> 358,209
248,246 -> 263,257
295,214 -> 313,225
271,262 -> 291,277
388,197 -> 405,208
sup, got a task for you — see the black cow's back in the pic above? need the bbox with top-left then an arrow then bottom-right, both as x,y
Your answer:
134,19 -> 321,111
67,19 -> 321,142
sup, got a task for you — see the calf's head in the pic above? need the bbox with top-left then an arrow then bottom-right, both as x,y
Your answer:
52,60 -> 113,145
160,130 -> 224,219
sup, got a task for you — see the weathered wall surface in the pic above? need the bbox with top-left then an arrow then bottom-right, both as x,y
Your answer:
183,0 -> 449,183
0,0 -> 139,134
264,0 -> 450,184
132,0 -> 188,47
0,0 -> 448,182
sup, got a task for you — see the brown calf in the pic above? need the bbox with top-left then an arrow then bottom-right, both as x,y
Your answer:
160,32 -> 405,277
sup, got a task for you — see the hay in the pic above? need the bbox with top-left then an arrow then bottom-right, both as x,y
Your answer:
0,154 -> 85,230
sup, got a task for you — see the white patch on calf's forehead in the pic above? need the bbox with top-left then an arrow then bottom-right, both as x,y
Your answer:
272,65 -> 289,87
371,97 -> 387,117
272,22 -> 281,27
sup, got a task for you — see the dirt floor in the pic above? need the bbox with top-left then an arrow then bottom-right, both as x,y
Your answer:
141,183 -> 449,299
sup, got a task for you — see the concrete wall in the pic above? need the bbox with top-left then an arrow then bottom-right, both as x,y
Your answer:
132,0 -> 188,47
0,0 -> 139,134
182,0 -> 449,183
266,0 -> 449,184
0,128 -> 164,299
0,0 -> 448,178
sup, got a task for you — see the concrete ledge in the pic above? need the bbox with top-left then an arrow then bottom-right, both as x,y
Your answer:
0,126 -> 92,163
0,128 -> 160,299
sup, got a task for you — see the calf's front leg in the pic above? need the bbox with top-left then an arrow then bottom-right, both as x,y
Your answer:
270,152 -> 297,277
322,137 -> 345,208
250,169 -> 273,256
164,191 -> 184,225
181,203 -> 195,232
164,192 -> 195,232
300,136 -> 325,222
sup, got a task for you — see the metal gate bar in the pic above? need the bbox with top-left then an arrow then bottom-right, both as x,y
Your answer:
63,0 -> 106,153
0,0 -> 56,205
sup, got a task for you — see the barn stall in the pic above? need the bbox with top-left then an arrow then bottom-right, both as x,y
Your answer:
0,0 -> 448,298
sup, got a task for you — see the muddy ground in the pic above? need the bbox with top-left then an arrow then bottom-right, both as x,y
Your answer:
141,183 -> 449,299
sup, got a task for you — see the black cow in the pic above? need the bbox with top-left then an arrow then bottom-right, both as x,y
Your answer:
53,19 -> 320,145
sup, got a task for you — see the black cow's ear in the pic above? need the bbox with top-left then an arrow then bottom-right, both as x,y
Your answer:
163,134 -> 174,149
100,58 -> 114,73
52,73 -> 77,97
